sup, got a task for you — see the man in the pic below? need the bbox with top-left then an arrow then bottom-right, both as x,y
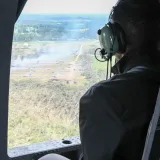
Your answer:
39,0 -> 160,159
79,0 -> 160,160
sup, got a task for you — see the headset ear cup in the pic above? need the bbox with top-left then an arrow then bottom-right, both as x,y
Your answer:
107,22 -> 120,55
113,22 -> 127,53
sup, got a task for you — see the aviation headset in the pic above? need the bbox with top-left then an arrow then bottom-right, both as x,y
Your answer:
94,0 -> 127,79
95,0 -> 127,62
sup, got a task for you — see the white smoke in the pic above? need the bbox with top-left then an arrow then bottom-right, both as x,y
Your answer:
11,43 -> 81,70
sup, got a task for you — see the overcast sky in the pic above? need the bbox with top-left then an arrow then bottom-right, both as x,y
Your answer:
23,0 -> 118,14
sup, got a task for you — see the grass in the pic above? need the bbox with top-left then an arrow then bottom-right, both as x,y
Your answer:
8,79 -> 82,148
92,55 -> 116,70
92,57 -> 107,70
8,40 -> 106,148
8,101 -> 79,147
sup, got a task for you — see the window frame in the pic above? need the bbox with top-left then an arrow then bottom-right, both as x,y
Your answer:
0,0 -> 26,159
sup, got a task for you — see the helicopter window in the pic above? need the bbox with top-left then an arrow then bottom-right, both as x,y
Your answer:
8,0 -> 117,149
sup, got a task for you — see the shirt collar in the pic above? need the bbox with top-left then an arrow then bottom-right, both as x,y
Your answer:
111,53 -> 153,74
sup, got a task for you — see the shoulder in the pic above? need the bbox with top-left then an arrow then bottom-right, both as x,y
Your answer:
82,70 -> 149,99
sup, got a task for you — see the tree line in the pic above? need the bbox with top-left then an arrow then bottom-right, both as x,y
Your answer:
13,22 -> 99,42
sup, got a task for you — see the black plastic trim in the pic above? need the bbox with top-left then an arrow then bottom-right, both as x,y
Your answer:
0,1 -> 18,159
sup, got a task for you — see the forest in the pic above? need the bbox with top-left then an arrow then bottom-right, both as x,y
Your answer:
13,14 -> 107,41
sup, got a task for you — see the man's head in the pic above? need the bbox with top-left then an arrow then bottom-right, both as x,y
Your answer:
110,0 -> 160,61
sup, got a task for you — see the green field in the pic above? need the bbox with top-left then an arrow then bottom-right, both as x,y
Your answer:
8,40 -> 107,148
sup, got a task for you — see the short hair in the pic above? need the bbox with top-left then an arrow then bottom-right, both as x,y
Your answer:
111,0 -> 160,62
